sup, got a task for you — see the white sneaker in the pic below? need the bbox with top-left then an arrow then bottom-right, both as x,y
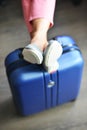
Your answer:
22,44 -> 43,64
43,40 -> 63,73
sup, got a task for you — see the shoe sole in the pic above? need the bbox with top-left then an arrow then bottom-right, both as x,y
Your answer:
44,40 -> 63,66
22,45 -> 43,64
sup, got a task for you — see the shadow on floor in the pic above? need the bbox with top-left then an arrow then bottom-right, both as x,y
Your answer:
0,98 -> 19,124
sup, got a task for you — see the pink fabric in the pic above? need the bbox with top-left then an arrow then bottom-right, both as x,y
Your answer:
22,0 -> 56,32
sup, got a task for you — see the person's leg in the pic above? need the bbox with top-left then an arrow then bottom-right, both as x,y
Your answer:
22,18 -> 50,64
22,0 -> 63,73
22,0 -> 56,51
22,0 -> 56,64
30,18 -> 50,51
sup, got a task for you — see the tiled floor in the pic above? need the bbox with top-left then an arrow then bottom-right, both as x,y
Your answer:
0,0 -> 87,129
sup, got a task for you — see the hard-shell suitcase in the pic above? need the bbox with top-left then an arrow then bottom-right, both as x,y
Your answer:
5,35 -> 84,116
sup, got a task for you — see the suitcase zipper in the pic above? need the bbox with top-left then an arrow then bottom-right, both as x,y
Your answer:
62,44 -> 81,54
53,37 -> 81,54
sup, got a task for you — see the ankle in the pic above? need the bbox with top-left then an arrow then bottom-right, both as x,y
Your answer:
30,31 -> 48,51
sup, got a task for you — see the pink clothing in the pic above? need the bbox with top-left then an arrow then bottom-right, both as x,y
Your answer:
22,0 -> 56,32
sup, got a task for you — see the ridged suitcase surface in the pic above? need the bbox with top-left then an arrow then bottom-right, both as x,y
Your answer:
5,36 -> 84,116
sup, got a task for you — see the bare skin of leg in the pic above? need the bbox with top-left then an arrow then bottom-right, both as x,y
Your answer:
29,18 -> 50,51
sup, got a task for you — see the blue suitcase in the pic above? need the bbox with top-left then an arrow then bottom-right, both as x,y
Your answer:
5,35 -> 84,116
